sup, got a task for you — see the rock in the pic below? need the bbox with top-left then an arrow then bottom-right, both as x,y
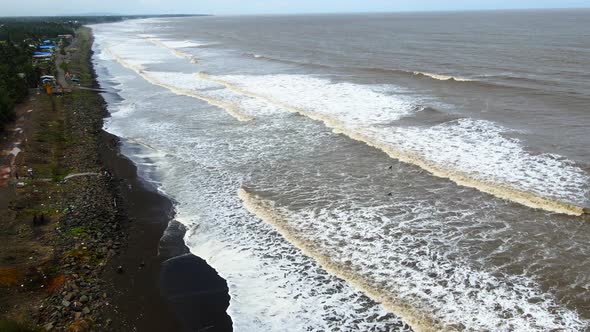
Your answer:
64,293 -> 73,301
116,265 -> 124,274
44,322 -> 54,331
139,261 -> 145,268
82,307 -> 90,315
79,295 -> 88,303
75,312 -> 82,320
61,300 -> 71,307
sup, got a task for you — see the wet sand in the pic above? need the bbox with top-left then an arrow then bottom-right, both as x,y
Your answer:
98,108 -> 232,332
82,25 -> 233,331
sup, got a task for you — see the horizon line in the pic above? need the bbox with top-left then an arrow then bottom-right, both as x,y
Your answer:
1,6 -> 590,18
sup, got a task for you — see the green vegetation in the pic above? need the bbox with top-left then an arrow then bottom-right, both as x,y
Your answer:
66,226 -> 88,237
0,19 -> 76,130
0,41 -> 34,127
0,20 -> 75,42
0,15 -> 200,130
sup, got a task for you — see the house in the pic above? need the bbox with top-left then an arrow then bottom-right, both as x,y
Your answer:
34,51 -> 52,56
33,54 -> 52,59
40,75 -> 56,84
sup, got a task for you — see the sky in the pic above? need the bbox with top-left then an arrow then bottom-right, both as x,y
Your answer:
2,0 -> 590,16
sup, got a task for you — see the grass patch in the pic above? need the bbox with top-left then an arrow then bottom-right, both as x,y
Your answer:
51,164 -> 68,182
30,161 -> 68,182
34,120 -> 65,144
65,226 -> 88,237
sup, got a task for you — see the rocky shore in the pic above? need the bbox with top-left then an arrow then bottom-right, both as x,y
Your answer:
1,25 -> 233,332
35,28 -> 190,331
0,27 -> 180,331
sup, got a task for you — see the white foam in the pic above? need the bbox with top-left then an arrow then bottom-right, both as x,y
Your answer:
97,91 -> 410,330
146,71 -> 285,120
143,37 -> 200,60
151,39 -> 206,49
98,39 -> 255,121
413,71 -> 473,82
244,52 -> 264,59
206,74 -> 589,212
91,20 -> 590,331
374,119 -> 589,206
93,25 -> 173,70
239,189 -> 588,331
110,103 -> 137,119
210,74 -> 416,125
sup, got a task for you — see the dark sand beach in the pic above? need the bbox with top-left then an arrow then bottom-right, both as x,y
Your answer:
0,25 -> 232,331
99,130 -> 232,331
87,27 -> 233,331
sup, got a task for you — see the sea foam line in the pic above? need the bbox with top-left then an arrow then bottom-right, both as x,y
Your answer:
238,186 -> 447,332
413,71 -> 473,82
199,73 -> 586,216
142,36 -> 199,63
238,187 -> 590,331
103,47 -> 253,122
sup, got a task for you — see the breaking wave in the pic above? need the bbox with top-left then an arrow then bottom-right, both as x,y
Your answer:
101,47 -> 254,122
412,71 -> 473,82
198,73 -> 589,215
239,187 -> 588,331
142,36 -> 200,62
91,18 -> 590,332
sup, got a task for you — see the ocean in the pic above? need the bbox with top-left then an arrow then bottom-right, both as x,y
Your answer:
91,10 -> 590,331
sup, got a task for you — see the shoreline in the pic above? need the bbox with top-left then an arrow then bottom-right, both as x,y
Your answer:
97,130 -> 183,330
91,28 -> 233,330
99,129 -> 231,332
0,25 -> 232,331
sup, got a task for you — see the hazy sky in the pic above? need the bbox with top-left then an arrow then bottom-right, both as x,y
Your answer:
2,0 -> 590,16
